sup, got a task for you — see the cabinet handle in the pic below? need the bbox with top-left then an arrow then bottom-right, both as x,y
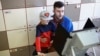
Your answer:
5,11 -> 11,14
24,30 -> 27,31
29,25 -> 31,27
43,7 -> 45,9
24,25 -> 26,27
66,2 -> 68,5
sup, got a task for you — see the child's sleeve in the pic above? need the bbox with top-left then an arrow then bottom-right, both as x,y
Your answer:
35,27 -> 41,52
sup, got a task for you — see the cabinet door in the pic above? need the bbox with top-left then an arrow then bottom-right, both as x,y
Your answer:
94,3 -> 100,18
79,3 -> 95,20
47,0 -> 64,6
1,0 -> 25,9
64,4 -> 80,21
7,29 -> 28,48
65,0 -> 81,4
26,0 -> 46,8
3,9 -> 27,30
72,21 -> 79,31
95,0 -> 100,2
0,0 -> 2,9
0,10 -> 5,31
81,0 -> 95,3
0,50 -> 10,56
27,7 -> 46,27
28,28 -> 36,45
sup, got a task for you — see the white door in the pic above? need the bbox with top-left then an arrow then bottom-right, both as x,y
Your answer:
0,50 -> 10,56
79,3 -> 95,20
27,7 -> 46,27
7,29 -> 28,48
94,3 -> 100,18
3,8 -> 27,30
0,10 -> 5,31
28,27 -> 36,45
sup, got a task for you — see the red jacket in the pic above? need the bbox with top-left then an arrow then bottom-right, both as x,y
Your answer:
35,22 -> 55,52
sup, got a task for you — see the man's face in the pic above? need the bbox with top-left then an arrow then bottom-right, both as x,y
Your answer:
54,6 -> 64,20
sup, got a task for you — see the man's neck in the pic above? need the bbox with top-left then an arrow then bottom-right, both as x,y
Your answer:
54,16 -> 63,24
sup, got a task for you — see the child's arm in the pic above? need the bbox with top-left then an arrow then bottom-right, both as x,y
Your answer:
35,36 -> 41,52
35,26 -> 46,56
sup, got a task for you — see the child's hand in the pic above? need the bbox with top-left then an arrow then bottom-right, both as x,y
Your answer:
37,52 -> 45,56
40,38 -> 47,43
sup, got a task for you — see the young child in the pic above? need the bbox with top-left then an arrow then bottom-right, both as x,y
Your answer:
33,11 -> 55,56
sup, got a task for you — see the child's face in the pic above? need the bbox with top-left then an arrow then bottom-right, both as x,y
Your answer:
40,19 -> 50,25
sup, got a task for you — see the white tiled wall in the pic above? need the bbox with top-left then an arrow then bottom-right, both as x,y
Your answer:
27,7 -> 46,27
3,8 -> 27,30
0,50 -> 10,56
79,3 -> 95,20
0,10 -> 5,31
7,29 -> 28,48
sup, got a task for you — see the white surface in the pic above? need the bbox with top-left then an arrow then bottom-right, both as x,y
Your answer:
27,7 -> 46,27
65,0 -> 81,4
7,29 -> 28,48
75,29 -> 99,49
3,8 -> 27,30
72,21 -> 79,31
28,28 -> 36,45
79,3 -> 95,20
47,0 -> 64,6
78,20 -> 87,30
0,50 -> 10,56
46,6 -> 54,16
95,0 -> 100,3
94,3 -> 100,18
0,10 -> 5,31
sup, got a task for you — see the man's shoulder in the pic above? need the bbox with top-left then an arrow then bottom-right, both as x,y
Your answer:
63,16 -> 72,22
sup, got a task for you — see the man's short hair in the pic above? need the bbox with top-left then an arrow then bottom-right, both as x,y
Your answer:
53,1 -> 64,9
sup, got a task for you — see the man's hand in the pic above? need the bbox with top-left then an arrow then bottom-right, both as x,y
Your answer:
37,52 -> 45,56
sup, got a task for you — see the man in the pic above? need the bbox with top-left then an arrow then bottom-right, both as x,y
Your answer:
51,1 -> 73,32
